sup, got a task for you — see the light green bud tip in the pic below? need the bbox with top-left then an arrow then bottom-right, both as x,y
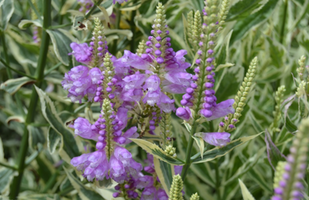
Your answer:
270,85 -> 286,132
296,55 -> 306,80
164,144 -> 176,157
190,193 -> 200,200
296,80 -> 306,98
168,175 -> 184,200
273,161 -> 286,188
136,40 -> 146,56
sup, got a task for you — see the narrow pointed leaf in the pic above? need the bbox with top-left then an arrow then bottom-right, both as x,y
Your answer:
153,157 -> 175,196
0,0 -> 14,31
47,127 -> 62,154
131,138 -> 184,165
191,133 -> 261,164
0,77 -> 35,95
239,179 -> 255,200
192,135 -> 205,159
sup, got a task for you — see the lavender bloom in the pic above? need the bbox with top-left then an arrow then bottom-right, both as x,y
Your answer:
77,0 -> 93,12
197,132 -> 231,147
61,66 -> 103,103
69,43 -> 93,65
70,117 -> 98,140
176,107 -> 192,121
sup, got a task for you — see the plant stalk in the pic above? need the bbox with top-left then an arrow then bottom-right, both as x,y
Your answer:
9,0 -> 51,198
279,0 -> 288,44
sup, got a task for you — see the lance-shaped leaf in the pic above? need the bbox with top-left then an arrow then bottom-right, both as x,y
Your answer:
0,0 -> 14,31
35,86 -> 79,159
0,77 -> 35,95
239,179 -> 255,200
192,135 -> 204,159
46,29 -> 72,66
28,125 -> 45,151
0,168 -> 16,194
265,129 -> 286,170
191,133 -> 261,164
131,138 -> 184,165
64,167 -> 105,199
47,127 -> 62,154
154,157 -> 175,196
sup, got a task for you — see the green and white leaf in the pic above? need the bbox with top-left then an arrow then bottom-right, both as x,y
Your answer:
192,135 -> 204,159
47,127 -> 62,154
153,157 -> 175,196
191,133 -> 261,164
35,86 -> 79,160
0,0 -> 14,31
131,138 -> 184,165
0,168 -> 16,195
28,125 -> 45,151
0,77 -> 35,95
18,19 -> 42,29
239,179 -> 255,200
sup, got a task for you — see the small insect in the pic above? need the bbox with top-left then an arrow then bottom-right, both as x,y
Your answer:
66,118 -> 76,126
77,21 -> 86,29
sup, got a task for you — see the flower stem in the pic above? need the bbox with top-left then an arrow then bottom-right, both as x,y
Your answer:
279,0 -> 288,44
112,3 -> 121,54
9,0 -> 51,198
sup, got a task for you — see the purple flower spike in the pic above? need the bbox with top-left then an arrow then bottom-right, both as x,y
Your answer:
176,107 -> 192,121
198,132 -> 231,147
69,43 -> 93,64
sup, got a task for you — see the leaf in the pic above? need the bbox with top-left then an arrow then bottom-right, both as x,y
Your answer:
226,0 -> 260,21
0,77 -> 35,95
0,138 -> 3,162
64,167 -> 105,199
0,168 -> 15,194
6,116 -> 25,125
0,0 -> 14,31
153,157 -> 174,196
238,179 -> 255,200
191,163 -> 215,187
35,86 -> 79,160
47,127 -> 61,154
216,63 -> 234,72
18,19 -> 42,29
216,30 -> 233,65
248,112 -> 263,133
230,0 -> 279,45
192,135 -> 205,159
46,29 -> 72,66
183,121 -> 191,132
131,138 -> 184,165
28,125 -> 45,151
191,133 -> 261,164
265,130 -> 286,170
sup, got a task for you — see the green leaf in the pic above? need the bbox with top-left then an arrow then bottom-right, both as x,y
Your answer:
64,167 -> 105,199
191,133 -> 261,164
265,130 -> 286,170
285,115 -> 297,133
230,0 -> 279,45
47,127 -> 61,154
18,19 -> 42,29
0,138 -> 3,162
226,0 -> 260,21
216,30 -> 233,65
192,135 -> 205,159
131,138 -> 184,165
0,77 -> 35,95
0,168 -> 15,194
239,179 -> 255,200
28,125 -> 45,151
35,86 -> 79,160
191,163 -> 215,187
0,0 -> 14,31
153,157 -> 175,195
248,112 -> 263,133
46,29 -> 72,66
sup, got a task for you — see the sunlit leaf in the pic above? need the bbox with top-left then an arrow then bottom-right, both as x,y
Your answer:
153,157 -> 174,196
47,127 -> 61,154
239,179 -> 255,200
0,0 -> 14,31
0,77 -> 35,95
28,125 -> 45,151
192,135 -> 204,159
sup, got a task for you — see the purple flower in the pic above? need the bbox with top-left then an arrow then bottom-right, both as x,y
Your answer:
197,132 -> 231,147
69,43 -> 93,64
176,107 -> 192,121
202,99 -> 235,121
70,117 -> 99,140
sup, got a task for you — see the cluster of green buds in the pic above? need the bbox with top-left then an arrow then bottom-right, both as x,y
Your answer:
168,175 -> 184,200
269,85 -> 286,134
296,55 -> 306,80
219,57 -> 257,132
101,98 -> 115,159
190,193 -> 200,200
186,10 -> 202,52
273,161 -> 287,189
136,40 -> 146,56
90,18 -> 108,68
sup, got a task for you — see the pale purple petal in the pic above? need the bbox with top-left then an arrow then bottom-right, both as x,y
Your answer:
200,132 -> 231,146
206,99 -> 235,121
176,107 -> 192,121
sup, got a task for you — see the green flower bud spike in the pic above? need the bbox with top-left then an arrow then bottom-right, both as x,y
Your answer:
136,40 -> 146,56
297,55 -> 306,81
186,11 -> 195,50
90,18 -> 108,68
219,57 -> 257,132
270,85 -> 286,134
296,80 -> 306,98
218,0 -> 230,29
168,175 -> 184,200
273,161 -> 287,189
192,11 -> 202,51
190,193 -> 200,200
102,98 -> 114,159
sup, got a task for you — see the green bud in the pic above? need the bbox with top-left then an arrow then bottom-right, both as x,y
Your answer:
190,193 -> 200,200
297,55 -> 306,80
168,175 -> 184,200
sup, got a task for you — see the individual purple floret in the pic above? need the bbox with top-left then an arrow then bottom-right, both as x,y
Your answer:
113,0 -> 127,4
198,132 -> 231,147
176,107 -> 192,121
61,65 -> 103,103
77,0 -> 94,12
69,43 -> 93,65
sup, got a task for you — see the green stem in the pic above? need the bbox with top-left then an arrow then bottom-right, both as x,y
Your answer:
85,0 -> 104,20
0,58 -> 36,79
58,0 -> 65,24
112,3 -> 121,54
0,161 -> 17,170
215,160 -> 221,200
49,23 -> 73,29
279,0 -> 288,44
130,0 -> 137,52
9,1 -> 51,198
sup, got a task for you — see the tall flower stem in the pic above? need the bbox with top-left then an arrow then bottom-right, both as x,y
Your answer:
9,0 -> 51,198
112,3 -> 121,54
